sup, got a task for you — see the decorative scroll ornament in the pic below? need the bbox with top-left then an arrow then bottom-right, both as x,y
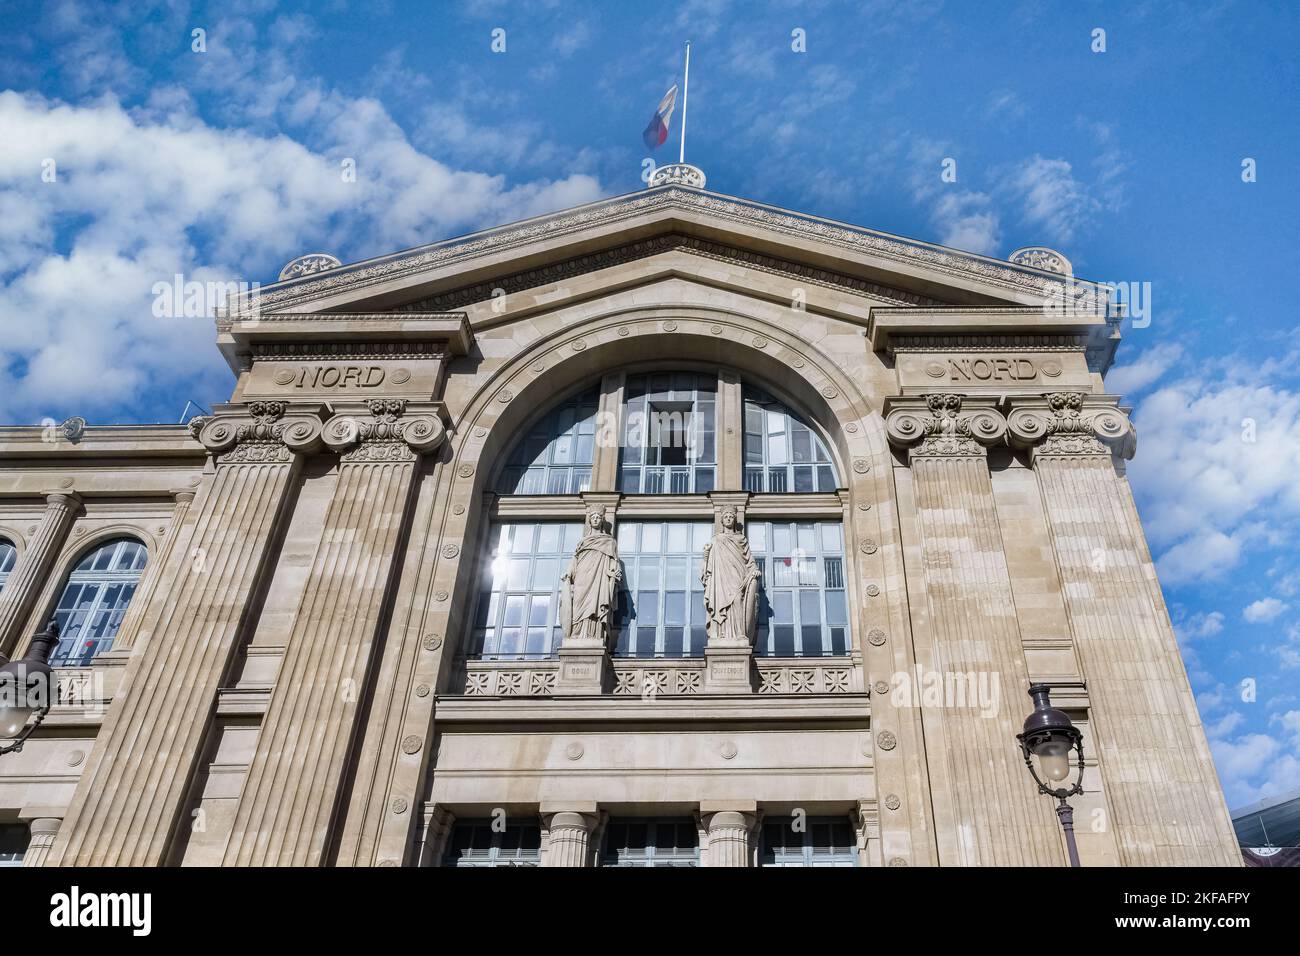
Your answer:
321,400 -> 446,462
194,401 -> 325,463
1008,246 -> 1072,276
885,394 -> 1007,458
1007,392 -> 1135,459
647,163 -> 707,189
278,253 -> 342,281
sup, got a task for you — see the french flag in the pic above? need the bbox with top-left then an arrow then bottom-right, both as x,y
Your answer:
642,85 -> 678,150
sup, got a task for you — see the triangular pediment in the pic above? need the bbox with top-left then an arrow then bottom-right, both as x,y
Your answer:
233,186 -> 1101,321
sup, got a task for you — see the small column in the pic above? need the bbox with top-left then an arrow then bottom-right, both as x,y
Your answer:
0,492 -> 80,657
47,402 -> 324,867
21,817 -> 61,868
543,809 -> 598,867
1008,393 -> 1241,866
702,492 -> 757,694
222,402 -> 445,866
885,394 -> 1062,866
554,493 -> 621,695
702,804 -> 757,867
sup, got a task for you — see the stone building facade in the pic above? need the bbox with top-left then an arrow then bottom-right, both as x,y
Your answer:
0,171 -> 1240,867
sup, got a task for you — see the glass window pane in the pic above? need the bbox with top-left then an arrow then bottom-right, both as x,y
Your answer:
49,539 -> 148,666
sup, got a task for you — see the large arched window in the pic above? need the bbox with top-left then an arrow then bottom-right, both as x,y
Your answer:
474,367 -> 848,665
49,538 -> 148,666
495,387 -> 600,495
743,387 -> 837,493
0,539 -> 15,594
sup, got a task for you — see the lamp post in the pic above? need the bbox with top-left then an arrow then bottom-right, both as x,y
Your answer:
0,623 -> 59,757
1017,682 -> 1086,867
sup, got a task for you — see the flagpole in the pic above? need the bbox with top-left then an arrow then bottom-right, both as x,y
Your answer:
679,41 -> 690,164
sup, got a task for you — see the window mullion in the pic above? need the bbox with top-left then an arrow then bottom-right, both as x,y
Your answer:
717,370 -> 743,490
591,371 -> 625,492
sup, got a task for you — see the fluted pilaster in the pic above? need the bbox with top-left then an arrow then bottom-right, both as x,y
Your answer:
222,401 -> 444,866
0,492 -> 80,657
1009,393 -> 1240,865
886,395 -> 1063,866
47,402 -> 323,866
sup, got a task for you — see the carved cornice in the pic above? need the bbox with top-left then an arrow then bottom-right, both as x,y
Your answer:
190,401 -> 325,464
398,233 -> 942,313
235,188 -> 1104,316
890,333 -> 1091,352
1007,393 -> 1135,460
885,394 -> 1007,458
250,341 -> 447,362
321,400 -> 446,463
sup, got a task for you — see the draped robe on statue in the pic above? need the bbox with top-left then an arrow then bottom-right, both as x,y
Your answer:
560,531 -> 621,645
701,531 -> 761,645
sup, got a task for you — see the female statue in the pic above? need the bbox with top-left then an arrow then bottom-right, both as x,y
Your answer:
701,507 -> 761,645
560,509 -> 622,646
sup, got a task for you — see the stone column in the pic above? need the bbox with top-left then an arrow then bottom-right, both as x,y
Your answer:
222,401 -> 446,866
1008,393 -> 1241,866
103,488 -> 196,658
0,492 -> 80,657
543,809 -> 598,867
886,394 -> 1062,866
702,804 -> 757,866
47,402 -> 324,867
702,491 -> 757,693
21,817 -> 61,867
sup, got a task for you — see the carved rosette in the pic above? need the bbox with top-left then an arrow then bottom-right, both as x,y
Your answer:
322,400 -> 446,463
885,394 -> 1006,458
193,401 -> 325,464
1007,392 -> 1135,459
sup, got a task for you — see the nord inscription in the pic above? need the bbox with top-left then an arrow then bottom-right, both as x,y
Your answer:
287,365 -> 386,388
947,357 -> 1037,382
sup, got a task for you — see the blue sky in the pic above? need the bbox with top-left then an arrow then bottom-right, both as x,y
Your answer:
1,0 -> 1298,810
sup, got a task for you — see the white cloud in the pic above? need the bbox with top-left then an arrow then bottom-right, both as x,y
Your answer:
0,89 -> 603,424
930,191 -> 1000,255
1177,610 -> 1225,641
1126,361 -> 1300,584
1005,155 -> 1099,246
1103,342 -> 1184,398
1244,598 -> 1289,623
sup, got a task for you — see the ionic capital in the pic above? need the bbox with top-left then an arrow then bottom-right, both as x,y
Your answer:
1007,393 -> 1135,459
190,401 -> 326,463
320,400 -> 447,463
884,394 -> 1007,458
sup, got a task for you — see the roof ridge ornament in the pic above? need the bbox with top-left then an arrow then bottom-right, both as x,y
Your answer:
648,162 -> 707,189
279,253 -> 342,282
1008,246 -> 1072,276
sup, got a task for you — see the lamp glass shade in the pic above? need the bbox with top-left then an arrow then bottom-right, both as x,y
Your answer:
0,702 -> 35,739
1034,738 -> 1073,782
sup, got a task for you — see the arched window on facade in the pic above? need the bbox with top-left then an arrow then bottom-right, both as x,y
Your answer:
0,539 -> 16,594
49,537 -> 148,666
472,368 -> 847,664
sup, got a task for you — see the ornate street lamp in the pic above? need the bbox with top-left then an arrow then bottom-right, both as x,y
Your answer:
1017,682 -> 1086,867
0,623 -> 59,757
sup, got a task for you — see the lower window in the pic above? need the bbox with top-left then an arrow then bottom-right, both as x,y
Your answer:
759,817 -> 858,867
442,821 -> 542,867
601,818 -> 699,867
0,823 -> 29,867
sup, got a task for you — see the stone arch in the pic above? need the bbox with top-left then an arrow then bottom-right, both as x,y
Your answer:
449,305 -> 893,496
